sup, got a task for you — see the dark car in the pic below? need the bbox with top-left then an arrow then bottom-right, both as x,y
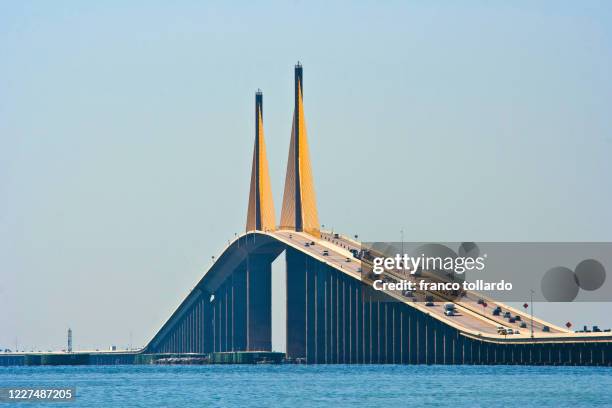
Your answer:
543,326 -> 550,332
520,322 -> 527,328
515,315 -> 522,321
509,317 -> 516,323
503,311 -> 511,319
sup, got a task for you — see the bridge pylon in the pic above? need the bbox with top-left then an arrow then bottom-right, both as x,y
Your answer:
246,90 -> 276,232
280,63 -> 320,237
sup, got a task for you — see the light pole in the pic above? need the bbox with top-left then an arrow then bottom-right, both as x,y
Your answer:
530,289 -> 534,338
400,229 -> 404,256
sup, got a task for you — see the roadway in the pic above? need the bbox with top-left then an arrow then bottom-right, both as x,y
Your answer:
317,231 -> 555,336
274,230 -> 510,337
269,229 -> 612,343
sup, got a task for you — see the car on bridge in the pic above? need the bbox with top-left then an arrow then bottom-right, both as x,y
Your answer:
444,303 -> 456,316
402,290 -> 414,298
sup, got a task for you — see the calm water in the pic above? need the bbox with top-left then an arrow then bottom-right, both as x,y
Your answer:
1,365 -> 611,407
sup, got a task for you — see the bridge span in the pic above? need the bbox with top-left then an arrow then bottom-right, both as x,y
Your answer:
144,63 -> 612,364
3,63 -> 610,366
143,229 -> 612,365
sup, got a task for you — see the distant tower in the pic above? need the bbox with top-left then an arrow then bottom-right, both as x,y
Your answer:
280,63 -> 320,237
67,328 -> 73,353
246,90 -> 276,232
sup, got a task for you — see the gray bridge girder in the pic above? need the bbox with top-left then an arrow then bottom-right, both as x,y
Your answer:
144,232 -> 612,365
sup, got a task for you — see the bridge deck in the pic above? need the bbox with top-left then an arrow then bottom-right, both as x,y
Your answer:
270,230 -> 612,344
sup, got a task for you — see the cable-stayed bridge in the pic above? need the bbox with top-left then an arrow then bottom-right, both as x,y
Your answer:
3,63 -> 611,366
144,64 -> 612,365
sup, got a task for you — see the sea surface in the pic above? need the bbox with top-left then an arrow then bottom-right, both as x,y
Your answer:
1,365 -> 611,407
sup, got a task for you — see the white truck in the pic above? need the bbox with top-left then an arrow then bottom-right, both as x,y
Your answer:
444,303 -> 456,316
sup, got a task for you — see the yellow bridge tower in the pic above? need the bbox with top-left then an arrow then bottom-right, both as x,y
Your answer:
246,90 -> 276,232
280,63 -> 320,237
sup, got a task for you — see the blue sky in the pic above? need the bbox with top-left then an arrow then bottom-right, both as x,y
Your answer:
1,1 -> 611,350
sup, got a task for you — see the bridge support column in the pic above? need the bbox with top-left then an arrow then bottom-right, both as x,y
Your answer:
286,248 -> 307,360
246,254 -> 272,351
